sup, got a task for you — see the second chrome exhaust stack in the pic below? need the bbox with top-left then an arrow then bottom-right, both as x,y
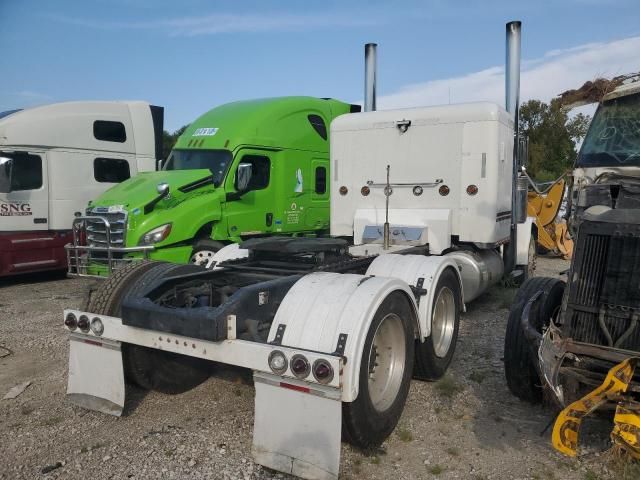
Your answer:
364,43 -> 377,112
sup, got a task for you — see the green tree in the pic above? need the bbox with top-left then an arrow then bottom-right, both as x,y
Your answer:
162,125 -> 189,160
519,99 -> 590,182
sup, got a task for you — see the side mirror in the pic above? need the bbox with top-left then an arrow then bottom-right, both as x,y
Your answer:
235,162 -> 253,193
156,182 -> 170,197
0,157 -> 13,193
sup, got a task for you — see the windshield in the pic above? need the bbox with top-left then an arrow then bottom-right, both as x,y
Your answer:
163,149 -> 232,186
577,92 -> 640,167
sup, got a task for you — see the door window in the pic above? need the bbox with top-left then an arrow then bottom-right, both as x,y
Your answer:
94,158 -> 131,183
240,155 -> 270,190
315,166 -> 327,194
5,152 -> 43,191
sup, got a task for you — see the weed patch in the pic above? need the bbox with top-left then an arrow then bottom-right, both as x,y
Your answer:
434,375 -> 463,398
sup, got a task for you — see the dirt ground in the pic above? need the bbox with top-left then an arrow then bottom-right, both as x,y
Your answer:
0,257 -> 631,479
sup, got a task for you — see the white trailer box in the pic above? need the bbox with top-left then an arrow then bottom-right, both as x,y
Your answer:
0,101 -> 163,276
330,102 -> 514,253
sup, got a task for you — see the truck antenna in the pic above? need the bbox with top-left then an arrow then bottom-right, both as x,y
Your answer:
384,164 -> 391,250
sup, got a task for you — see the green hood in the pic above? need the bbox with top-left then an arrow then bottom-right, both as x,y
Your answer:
90,169 -> 224,248
90,170 -> 212,210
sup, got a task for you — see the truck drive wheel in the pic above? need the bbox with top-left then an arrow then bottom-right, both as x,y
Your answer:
414,268 -> 461,381
504,276 -> 565,403
190,239 -> 225,267
85,260 -> 212,394
342,292 -> 415,448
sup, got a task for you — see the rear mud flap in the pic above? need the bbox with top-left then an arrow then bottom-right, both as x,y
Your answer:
67,334 -> 125,416
252,372 -> 341,480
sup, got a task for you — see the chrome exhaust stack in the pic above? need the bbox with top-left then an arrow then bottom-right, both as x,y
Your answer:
504,20 -> 526,274
364,43 -> 377,112
507,21 -> 528,224
505,21 -> 521,126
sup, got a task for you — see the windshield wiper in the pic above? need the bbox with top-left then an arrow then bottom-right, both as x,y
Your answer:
178,175 -> 215,194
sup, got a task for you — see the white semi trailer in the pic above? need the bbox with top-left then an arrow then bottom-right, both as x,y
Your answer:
0,101 -> 163,277
62,22 -> 533,480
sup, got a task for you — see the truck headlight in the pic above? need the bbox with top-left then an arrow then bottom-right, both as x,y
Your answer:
139,224 -> 172,245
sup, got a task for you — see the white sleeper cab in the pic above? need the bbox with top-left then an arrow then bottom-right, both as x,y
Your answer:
0,101 -> 163,277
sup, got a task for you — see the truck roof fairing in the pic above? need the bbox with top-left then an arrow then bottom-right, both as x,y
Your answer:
174,96 -> 355,153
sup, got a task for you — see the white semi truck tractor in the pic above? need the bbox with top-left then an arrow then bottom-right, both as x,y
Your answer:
62,22 -> 533,480
0,101 -> 163,277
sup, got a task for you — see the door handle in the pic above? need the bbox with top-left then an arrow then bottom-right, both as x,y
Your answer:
266,213 -> 273,227
34,218 -> 47,224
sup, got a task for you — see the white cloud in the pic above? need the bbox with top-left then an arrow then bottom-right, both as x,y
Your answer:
15,91 -> 52,101
48,12 -> 376,36
377,36 -> 640,111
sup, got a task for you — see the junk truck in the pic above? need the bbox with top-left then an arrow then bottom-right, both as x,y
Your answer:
63,22 -> 533,480
504,78 -> 640,455
0,101 -> 163,277
66,97 -> 358,277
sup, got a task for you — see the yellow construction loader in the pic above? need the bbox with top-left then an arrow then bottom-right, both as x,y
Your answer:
526,175 -> 573,259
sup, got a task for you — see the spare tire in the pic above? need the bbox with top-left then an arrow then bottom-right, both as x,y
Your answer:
86,261 -> 213,394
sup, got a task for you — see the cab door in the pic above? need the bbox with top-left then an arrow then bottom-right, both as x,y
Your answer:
0,150 -> 49,230
223,149 -> 276,238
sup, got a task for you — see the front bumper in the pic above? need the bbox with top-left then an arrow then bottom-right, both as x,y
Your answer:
538,325 -> 640,406
66,216 -> 154,278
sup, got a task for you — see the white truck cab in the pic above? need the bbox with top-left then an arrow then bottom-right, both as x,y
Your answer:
0,101 -> 163,277
330,102 -> 515,253
569,80 -> 640,229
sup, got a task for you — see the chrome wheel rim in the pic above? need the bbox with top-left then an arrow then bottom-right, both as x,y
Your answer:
367,313 -> 406,412
432,287 -> 456,358
190,250 -> 216,266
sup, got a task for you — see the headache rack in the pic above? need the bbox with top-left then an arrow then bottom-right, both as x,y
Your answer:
66,214 -> 153,278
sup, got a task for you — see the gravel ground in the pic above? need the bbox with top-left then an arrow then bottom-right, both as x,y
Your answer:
0,257 -> 629,479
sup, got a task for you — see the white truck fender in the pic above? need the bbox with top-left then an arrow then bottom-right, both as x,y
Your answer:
268,271 -> 418,403
365,254 -> 464,339
516,217 -> 535,266
207,243 -> 249,269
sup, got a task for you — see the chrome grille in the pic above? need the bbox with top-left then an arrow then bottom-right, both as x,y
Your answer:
85,208 -> 127,247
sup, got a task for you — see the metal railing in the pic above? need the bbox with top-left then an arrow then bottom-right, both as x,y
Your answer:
66,216 -> 154,278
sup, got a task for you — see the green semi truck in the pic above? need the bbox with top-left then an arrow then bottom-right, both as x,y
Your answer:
67,96 -> 359,276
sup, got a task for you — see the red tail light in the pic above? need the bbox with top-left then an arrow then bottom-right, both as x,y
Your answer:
64,313 -> 77,330
290,355 -> 310,379
77,315 -> 90,332
313,359 -> 334,384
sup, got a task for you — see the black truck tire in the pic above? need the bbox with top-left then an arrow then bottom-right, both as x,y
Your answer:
85,260 -> 212,394
84,261 -> 159,315
414,268 -> 461,381
342,292 -> 415,448
190,239 -> 225,267
504,276 -> 565,403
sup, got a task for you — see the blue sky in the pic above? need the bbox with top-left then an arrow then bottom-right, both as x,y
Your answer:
1,0 -> 638,131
